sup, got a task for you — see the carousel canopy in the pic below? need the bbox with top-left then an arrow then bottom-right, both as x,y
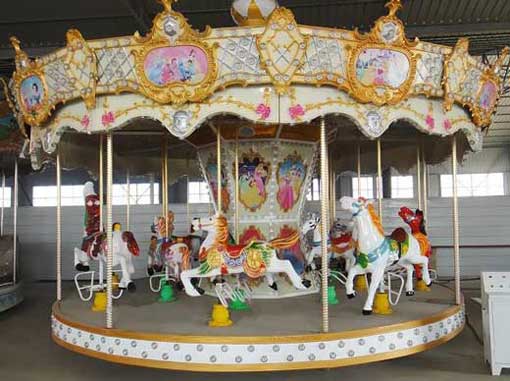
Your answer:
4,0 -> 508,173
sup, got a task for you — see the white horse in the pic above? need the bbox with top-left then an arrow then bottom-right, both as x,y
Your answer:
340,197 -> 432,314
74,181 -> 139,291
180,214 -> 310,297
301,216 -> 356,271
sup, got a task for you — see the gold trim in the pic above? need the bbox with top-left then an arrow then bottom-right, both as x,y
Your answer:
52,301 -> 461,344
51,317 -> 464,372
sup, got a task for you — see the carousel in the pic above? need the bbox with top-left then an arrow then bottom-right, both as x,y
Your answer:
0,100 -> 25,312
5,0 -> 507,371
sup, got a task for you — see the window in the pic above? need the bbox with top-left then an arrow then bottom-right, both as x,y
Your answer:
352,176 -> 374,199
306,178 -> 321,201
188,181 -> 210,203
33,185 -> 84,206
391,176 -> 414,198
440,173 -> 505,197
112,183 -> 159,205
0,187 -> 11,208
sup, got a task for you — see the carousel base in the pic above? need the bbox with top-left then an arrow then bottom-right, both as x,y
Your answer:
51,281 -> 464,372
0,282 -> 23,312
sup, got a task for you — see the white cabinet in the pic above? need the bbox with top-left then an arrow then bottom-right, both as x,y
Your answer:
482,272 -> 510,376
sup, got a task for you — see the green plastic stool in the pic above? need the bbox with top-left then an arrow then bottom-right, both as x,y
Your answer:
327,285 -> 339,305
229,289 -> 250,311
159,283 -> 177,302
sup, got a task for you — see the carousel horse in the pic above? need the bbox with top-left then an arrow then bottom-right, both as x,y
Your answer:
398,206 -> 432,281
301,216 -> 356,271
180,214 -> 311,297
74,181 -> 140,291
340,197 -> 432,314
146,212 -> 193,281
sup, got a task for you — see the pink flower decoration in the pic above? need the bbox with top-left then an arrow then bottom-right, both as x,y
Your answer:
443,119 -> 452,131
80,115 -> 90,129
289,104 -> 305,120
425,114 -> 435,130
101,111 -> 115,127
255,103 -> 271,120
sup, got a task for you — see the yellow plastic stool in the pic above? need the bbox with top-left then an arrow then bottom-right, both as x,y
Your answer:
372,292 -> 392,315
91,291 -> 107,312
208,304 -> 233,327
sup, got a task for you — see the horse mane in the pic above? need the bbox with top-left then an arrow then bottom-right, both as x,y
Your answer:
367,204 -> 384,236
416,209 -> 427,235
269,230 -> 300,250
214,215 -> 230,246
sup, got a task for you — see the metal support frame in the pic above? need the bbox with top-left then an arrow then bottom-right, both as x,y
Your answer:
56,152 -> 61,300
417,145 -> 422,210
376,139 -> 382,218
106,133 -> 113,328
320,117 -> 329,333
451,135 -> 461,304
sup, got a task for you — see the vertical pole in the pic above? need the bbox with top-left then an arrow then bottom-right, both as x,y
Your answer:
216,126 -> 222,214
126,169 -> 130,231
417,145 -> 422,210
376,139 -> 383,218
99,135 -> 104,231
451,135 -> 461,305
1,171 -> 5,237
320,117 -> 329,333
357,144 -> 361,198
186,175 -> 190,233
106,133 -> 113,328
55,152 -> 61,299
235,130 -> 239,241
149,173 -> 155,205
422,148 -> 429,229
329,150 -> 336,220
162,137 -> 169,238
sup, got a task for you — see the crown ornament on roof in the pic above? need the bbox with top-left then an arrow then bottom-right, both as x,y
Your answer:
231,0 -> 279,26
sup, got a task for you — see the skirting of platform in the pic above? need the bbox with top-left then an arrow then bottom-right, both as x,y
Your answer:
0,282 -> 23,312
51,288 -> 464,371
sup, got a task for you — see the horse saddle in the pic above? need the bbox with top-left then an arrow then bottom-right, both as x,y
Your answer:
389,227 -> 409,258
331,233 -> 351,246
225,244 -> 246,259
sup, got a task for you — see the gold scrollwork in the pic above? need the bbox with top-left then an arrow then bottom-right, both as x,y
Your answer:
65,29 -> 97,110
345,0 -> 419,106
131,3 -> 218,105
10,37 -> 52,127
257,7 -> 308,95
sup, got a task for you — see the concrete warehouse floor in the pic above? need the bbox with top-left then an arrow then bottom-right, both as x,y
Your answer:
0,280 -> 505,380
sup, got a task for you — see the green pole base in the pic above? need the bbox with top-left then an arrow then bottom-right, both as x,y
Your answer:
159,284 -> 177,303
229,299 -> 250,311
327,285 -> 340,305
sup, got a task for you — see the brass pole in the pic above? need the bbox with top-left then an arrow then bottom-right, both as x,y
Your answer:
99,135 -> 104,231
422,146 -> 429,229
235,129 -> 240,241
417,145 -> 422,210
106,133 -> 113,328
320,117 -> 329,333
1,171 -> 5,237
56,151 -> 61,300
126,169 -> 130,231
216,126 -> 222,214
376,139 -> 382,218
357,144 -> 361,197
451,135 -> 461,304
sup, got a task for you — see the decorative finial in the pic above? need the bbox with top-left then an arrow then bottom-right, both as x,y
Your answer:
157,0 -> 177,12
493,46 -> 510,74
10,36 -> 21,54
385,0 -> 402,17
231,0 -> 278,26
10,36 -> 30,70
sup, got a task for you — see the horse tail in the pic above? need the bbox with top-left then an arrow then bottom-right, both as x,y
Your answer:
181,246 -> 191,270
122,231 -> 140,256
269,231 -> 300,250
88,232 -> 105,258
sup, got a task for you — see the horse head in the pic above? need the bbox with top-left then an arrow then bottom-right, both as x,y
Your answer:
301,215 -> 320,235
398,206 -> 415,223
340,196 -> 369,217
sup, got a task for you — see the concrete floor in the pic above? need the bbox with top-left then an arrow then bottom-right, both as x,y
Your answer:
0,280 -> 504,380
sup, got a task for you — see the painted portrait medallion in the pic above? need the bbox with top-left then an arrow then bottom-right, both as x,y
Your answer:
20,75 -> 45,115
205,156 -> 230,213
277,152 -> 306,212
144,45 -> 209,87
355,48 -> 409,88
236,149 -> 271,212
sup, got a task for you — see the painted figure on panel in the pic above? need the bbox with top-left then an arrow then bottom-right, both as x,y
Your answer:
206,157 -> 230,213
237,150 -> 270,211
356,48 -> 409,88
20,75 -> 44,113
144,46 -> 208,86
277,152 -> 306,212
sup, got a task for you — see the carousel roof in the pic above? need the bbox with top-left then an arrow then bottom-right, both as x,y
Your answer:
4,0 -> 509,171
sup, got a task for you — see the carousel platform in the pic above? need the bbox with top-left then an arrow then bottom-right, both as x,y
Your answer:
51,280 -> 464,372
0,282 -> 23,312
